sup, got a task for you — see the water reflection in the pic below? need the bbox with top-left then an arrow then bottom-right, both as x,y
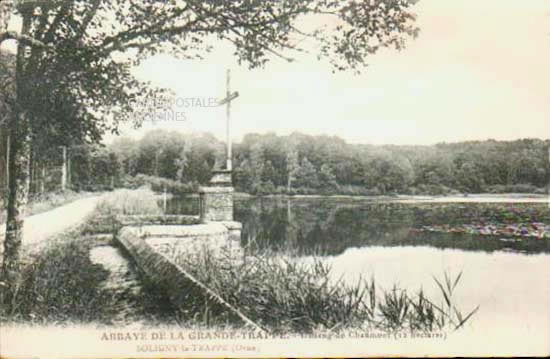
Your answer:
164,196 -> 550,255
235,198 -> 550,255
163,194 -> 200,215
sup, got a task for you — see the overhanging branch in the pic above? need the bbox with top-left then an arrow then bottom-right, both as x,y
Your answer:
0,30 -> 52,50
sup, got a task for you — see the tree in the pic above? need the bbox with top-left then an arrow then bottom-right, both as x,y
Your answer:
175,139 -> 193,183
369,151 -> 414,193
262,160 -> 277,185
456,162 -> 484,193
248,142 -> 265,192
295,157 -> 319,189
319,163 -> 338,189
110,137 -> 139,178
414,151 -> 455,188
285,148 -> 299,192
0,0 -> 419,300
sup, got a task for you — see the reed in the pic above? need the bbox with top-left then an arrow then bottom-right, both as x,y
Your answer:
173,246 -> 478,333
94,187 -> 162,216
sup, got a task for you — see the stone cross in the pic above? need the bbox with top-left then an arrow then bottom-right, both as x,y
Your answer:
217,69 -> 239,171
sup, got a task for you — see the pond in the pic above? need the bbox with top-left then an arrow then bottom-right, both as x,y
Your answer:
165,196 -> 550,350
165,196 -> 550,255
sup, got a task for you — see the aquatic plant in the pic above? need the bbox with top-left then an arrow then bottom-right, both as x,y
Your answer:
173,246 -> 478,333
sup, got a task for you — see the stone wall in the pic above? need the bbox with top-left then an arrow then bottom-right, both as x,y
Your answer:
118,215 -> 201,226
115,223 -> 263,330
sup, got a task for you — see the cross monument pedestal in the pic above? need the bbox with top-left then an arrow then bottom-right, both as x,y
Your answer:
199,170 -> 234,223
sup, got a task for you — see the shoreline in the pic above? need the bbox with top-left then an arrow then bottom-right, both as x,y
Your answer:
234,192 -> 549,203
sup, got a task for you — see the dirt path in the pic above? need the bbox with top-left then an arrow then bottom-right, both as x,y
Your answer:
89,244 -> 148,326
0,195 -> 102,248
89,242 -> 179,327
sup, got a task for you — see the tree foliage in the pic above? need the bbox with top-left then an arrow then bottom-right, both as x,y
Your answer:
88,130 -> 550,196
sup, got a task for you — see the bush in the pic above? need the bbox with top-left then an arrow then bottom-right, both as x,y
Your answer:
416,184 -> 453,196
250,181 -> 277,195
364,186 -> 383,196
448,188 -> 461,195
486,184 -> 506,194
485,183 -> 541,194
76,184 -> 114,192
81,188 -> 163,235
121,174 -> 198,195
261,181 -> 276,195
503,183 -> 538,193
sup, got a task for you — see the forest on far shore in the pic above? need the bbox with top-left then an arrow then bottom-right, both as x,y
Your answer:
1,130 -> 549,198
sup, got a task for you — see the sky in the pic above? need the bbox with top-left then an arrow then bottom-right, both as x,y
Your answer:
5,0 -> 550,145
118,0 -> 550,146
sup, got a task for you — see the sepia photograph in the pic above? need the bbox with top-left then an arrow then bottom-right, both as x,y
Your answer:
0,0 -> 549,357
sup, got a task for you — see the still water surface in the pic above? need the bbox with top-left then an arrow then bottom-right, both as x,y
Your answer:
166,196 -> 550,349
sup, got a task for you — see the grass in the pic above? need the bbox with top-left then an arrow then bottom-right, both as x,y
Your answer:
0,228 -> 177,326
172,245 -> 478,333
0,231 -> 114,325
94,187 -> 162,216
81,187 -> 162,234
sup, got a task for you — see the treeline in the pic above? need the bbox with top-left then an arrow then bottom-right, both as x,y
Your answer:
0,130 -> 223,197
4,129 -> 548,197
232,133 -> 549,195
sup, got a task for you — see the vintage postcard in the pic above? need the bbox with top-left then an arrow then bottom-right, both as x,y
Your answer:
0,0 -> 549,357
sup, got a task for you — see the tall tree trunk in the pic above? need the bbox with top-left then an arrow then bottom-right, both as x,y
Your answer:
287,175 -> 291,193
40,165 -> 45,195
61,146 -> 67,191
0,129 -> 6,199
155,150 -> 160,177
87,154 -> 92,186
5,134 -> 9,193
28,140 -> 34,196
2,9 -> 32,303
67,152 -> 71,188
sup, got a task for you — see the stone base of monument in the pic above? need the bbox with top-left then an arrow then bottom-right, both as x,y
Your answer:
199,170 -> 235,223
199,186 -> 234,222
